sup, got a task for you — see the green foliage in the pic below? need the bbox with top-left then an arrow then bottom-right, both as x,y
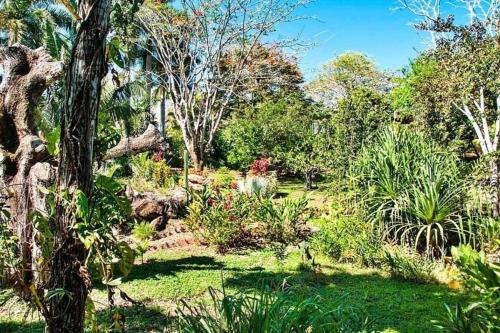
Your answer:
130,153 -> 178,190
356,126 -> 467,257
391,28 -> 499,152
0,0 -> 74,57
69,174 -> 135,285
132,222 -> 155,241
310,206 -> 382,267
257,195 -> 309,258
186,186 -> 256,252
306,52 -> 391,109
382,245 -> 437,284
219,95 -> 323,172
211,167 -> 236,189
435,245 -> 500,332
132,222 -> 156,264
187,184 -> 309,256
176,284 -> 371,333
328,86 -> 391,176
0,204 -> 17,285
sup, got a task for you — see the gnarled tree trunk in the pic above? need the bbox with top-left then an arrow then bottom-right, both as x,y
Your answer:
46,0 -> 112,332
0,45 -> 63,294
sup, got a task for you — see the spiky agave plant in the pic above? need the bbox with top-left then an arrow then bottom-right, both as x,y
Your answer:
356,126 -> 468,257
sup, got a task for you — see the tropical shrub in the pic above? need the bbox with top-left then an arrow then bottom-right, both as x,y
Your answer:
435,245 -> 500,333
356,126 -> 467,257
256,195 -> 309,258
130,152 -> 178,190
186,186 -> 257,252
250,158 -> 270,175
211,167 -> 237,189
310,210 -> 382,267
176,285 -> 371,333
186,184 -> 310,255
132,222 -> 156,264
382,244 -> 438,284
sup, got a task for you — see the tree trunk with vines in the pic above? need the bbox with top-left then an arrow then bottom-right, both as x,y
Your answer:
46,0 -> 112,332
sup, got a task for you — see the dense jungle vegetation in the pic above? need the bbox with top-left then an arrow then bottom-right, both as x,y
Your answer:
0,0 -> 498,332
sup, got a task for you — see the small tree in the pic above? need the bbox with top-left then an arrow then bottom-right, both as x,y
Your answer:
455,89 -> 500,217
137,0 -> 306,170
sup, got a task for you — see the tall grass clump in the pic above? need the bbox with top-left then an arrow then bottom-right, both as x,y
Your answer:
176,285 -> 371,333
355,126 -> 469,257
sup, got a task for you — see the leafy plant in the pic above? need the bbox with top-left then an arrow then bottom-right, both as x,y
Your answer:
356,126 -> 467,257
435,245 -> 500,333
310,209 -> 382,267
257,195 -> 309,258
186,186 -> 256,252
211,167 -> 236,189
382,244 -> 437,284
132,222 -> 156,264
250,158 -> 270,176
130,152 -> 178,190
176,284 -> 371,333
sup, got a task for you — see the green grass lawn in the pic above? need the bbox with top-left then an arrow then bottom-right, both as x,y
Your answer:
0,248 -> 467,333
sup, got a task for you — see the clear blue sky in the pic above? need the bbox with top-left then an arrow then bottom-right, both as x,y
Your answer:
274,0 -> 457,81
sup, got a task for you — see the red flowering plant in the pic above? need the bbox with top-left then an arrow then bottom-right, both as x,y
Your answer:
153,150 -> 164,162
249,158 -> 270,176
186,184 -> 258,252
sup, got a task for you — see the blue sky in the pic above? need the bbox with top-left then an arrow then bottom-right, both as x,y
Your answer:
273,0 -> 445,81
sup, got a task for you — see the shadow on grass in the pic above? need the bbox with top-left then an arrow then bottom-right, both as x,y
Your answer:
0,321 -> 44,333
124,255 -> 226,282
0,305 -> 173,333
121,255 -> 264,284
1,256 -> 469,333
224,266 -> 467,333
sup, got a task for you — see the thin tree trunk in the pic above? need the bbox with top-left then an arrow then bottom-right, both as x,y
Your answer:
160,88 -> 166,138
187,143 -> 204,172
145,40 -> 153,121
46,0 -> 111,332
491,158 -> 499,218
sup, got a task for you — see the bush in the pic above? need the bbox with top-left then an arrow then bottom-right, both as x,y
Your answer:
132,222 -> 156,263
382,244 -> 438,284
211,167 -> 236,189
176,285 -> 371,333
256,195 -> 310,258
186,187 -> 256,252
186,185 -> 310,255
310,213 -> 382,267
250,158 -> 270,175
130,153 -> 177,190
355,126 -> 467,257
435,245 -> 500,332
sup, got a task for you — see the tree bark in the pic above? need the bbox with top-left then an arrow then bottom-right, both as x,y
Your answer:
305,167 -> 318,191
0,45 -> 63,295
491,158 -> 499,218
101,124 -> 168,161
187,142 -> 204,171
46,0 -> 112,332
160,88 -> 166,138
